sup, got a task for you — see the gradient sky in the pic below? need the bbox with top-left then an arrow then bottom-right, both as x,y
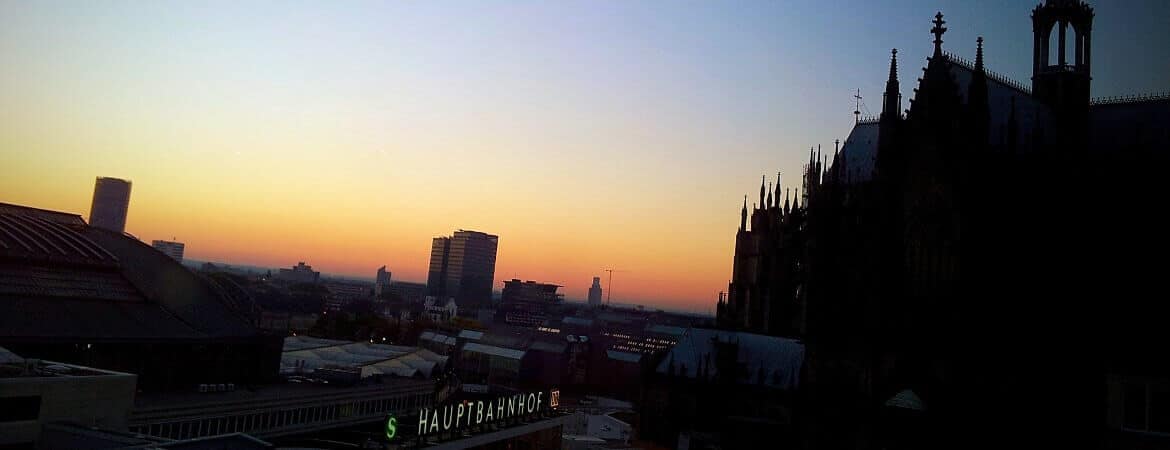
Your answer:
2,1 -> 1167,313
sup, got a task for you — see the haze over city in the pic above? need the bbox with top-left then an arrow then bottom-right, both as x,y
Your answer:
2,0 -> 1167,311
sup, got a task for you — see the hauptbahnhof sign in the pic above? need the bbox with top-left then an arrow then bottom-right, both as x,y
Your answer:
413,389 -> 558,437
418,388 -> 549,437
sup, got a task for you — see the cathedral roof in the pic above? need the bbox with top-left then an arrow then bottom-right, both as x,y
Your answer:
944,52 -> 1052,154
1088,94 -> 1170,151
836,120 -> 880,183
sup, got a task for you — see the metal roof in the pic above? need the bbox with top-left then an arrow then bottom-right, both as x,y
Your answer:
462,342 -> 525,360
606,350 -> 642,363
458,329 -> 484,340
0,203 -> 260,342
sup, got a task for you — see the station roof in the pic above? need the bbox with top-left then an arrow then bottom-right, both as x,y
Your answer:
281,336 -> 448,378
0,202 -> 261,343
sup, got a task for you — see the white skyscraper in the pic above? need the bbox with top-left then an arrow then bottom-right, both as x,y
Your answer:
151,239 -> 185,262
587,276 -> 603,307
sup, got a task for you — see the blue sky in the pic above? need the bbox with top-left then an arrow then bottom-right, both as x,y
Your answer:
2,1 -> 1167,310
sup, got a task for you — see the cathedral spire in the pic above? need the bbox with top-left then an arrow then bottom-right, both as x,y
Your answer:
759,175 -> 766,210
931,12 -> 947,56
784,188 -> 791,214
774,172 -> 782,208
969,36 -> 990,147
740,196 -> 748,231
766,181 -> 773,210
975,36 -> 984,71
883,49 -> 901,120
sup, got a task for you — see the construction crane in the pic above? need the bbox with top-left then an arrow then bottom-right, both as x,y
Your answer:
603,268 -> 627,306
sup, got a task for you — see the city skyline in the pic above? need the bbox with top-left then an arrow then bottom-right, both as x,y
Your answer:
2,1 -> 1167,311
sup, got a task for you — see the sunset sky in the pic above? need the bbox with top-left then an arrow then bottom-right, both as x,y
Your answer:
2,1 -> 1167,312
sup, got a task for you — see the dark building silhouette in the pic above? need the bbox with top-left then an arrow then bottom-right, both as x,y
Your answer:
427,230 -> 498,307
717,2 -> 1169,448
587,276 -> 603,307
88,176 -> 131,234
0,202 -> 281,392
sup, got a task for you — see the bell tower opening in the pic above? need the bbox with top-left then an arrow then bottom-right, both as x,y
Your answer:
1031,0 -> 1094,147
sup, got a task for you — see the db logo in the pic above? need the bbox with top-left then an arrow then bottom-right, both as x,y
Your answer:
549,389 -> 560,408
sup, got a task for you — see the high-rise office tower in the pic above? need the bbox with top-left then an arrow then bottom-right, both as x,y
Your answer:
375,265 -> 392,297
89,177 -> 132,233
588,276 -> 603,307
427,230 -> 498,307
151,239 -> 185,262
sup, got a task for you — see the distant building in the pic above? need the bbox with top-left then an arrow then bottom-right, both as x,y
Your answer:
423,296 -> 458,322
374,265 -> 392,297
502,279 -> 564,305
427,230 -> 498,307
501,279 -> 563,327
88,176 -> 131,233
587,276 -> 603,307
150,239 -> 185,262
277,262 -> 319,284
321,280 -> 371,312
388,281 -> 426,304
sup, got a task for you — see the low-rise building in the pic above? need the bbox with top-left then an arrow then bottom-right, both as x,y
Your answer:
0,347 -> 137,449
277,262 -> 320,284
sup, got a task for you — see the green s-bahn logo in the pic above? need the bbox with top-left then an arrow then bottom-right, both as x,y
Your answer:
385,415 -> 397,440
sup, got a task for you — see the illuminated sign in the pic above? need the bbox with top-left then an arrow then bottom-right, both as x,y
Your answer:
417,390 -> 555,437
549,389 -> 560,408
385,415 -> 397,440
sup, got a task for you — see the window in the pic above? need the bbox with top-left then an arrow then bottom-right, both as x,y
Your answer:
0,396 -> 41,421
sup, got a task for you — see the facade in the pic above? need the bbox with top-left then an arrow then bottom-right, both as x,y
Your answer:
151,239 -> 185,262
88,176 -> 132,233
277,262 -> 320,284
389,281 -> 427,304
423,296 -> 458,322
375,265 -> 392,297
716,3 -> 1170,448
587,276 -> 602,307
427,230 -> 498,307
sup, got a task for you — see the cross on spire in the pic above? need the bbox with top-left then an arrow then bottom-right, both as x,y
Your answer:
931,12 -> 947,54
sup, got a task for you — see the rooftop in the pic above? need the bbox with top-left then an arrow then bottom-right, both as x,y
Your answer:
281,336 -> 448,378
462,342 -> 525,360
0,346 -> 134,379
